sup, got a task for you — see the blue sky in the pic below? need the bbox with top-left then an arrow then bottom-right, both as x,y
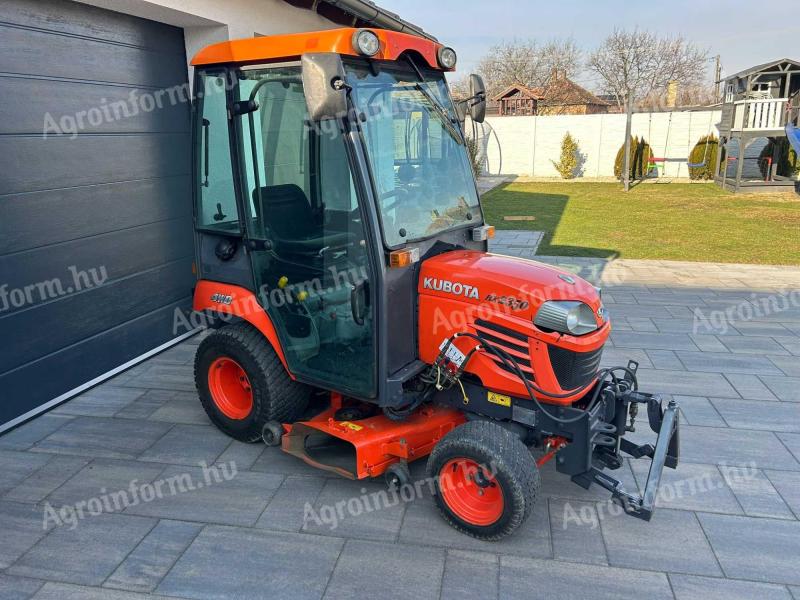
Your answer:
379,0 -> 796,89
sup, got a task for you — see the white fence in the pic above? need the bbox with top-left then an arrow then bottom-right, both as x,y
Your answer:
473,110 -> 722,179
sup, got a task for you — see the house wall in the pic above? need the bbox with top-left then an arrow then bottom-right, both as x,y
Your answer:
475,109 -> 722,178
73,0 -> 337,73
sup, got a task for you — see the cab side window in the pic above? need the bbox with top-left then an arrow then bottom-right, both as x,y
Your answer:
196,72 -> 240,232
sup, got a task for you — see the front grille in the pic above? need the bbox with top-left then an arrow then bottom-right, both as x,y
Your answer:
473,318 -> 535,381
547,345 -> 603,391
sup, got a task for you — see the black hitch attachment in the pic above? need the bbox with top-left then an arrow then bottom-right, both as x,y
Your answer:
591,396 -> 680,521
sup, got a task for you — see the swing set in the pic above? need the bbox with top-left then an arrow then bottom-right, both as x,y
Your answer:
645,110 -> 716,176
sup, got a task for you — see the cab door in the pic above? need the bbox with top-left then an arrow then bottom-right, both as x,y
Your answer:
233,65 -> 377,398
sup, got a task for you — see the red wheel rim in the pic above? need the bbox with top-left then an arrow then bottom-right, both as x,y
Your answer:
439,458 -> 504,526
207,357 -> 253,420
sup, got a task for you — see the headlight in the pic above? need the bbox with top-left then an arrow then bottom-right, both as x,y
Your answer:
352,29 -> 381,56
437,46 -> 457,69
534,301 -> 599,336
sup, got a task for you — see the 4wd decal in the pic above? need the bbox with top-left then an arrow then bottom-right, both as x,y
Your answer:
423,278 -> 479,300
485,293 -> 529,311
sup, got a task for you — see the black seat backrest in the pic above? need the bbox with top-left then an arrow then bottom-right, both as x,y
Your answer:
254,184 -> 317,239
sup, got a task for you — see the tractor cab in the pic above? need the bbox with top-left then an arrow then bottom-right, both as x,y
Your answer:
192,28 -> 488,402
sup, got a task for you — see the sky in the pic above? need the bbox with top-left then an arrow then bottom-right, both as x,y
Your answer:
378,0 -> 797,90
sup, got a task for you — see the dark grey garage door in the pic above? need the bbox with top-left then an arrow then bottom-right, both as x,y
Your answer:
0,0 -> 195,430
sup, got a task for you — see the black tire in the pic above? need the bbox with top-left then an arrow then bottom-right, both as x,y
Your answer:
261,421 -> 284,447
195,322 -> 311,442
427,420 -> 541,541
384,462 -> 411,490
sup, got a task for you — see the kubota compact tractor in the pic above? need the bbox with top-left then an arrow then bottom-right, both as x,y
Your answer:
190,28 -> 679,540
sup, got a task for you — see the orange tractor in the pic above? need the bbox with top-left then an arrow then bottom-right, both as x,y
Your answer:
190,28 -> 679,539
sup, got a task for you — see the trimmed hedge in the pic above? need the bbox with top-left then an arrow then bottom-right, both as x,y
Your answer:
688,135 -> 719,180
614,136 -> 653,180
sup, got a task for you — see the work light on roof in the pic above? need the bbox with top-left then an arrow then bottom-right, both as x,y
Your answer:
437,46 -> 457,69
353,29 -> 381,57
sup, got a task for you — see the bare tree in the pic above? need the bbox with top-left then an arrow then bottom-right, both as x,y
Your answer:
587,29 -> 709,189
475,38 -> 582,97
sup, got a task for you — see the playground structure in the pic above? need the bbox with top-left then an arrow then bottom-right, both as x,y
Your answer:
715,58 -> 800,192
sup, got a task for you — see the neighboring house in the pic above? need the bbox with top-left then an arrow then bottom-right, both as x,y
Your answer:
492,71 -> 611,116
716,58 -> 800,192
0,0 -> 426,432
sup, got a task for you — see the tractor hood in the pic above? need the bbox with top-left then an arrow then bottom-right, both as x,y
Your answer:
418,250 -> 603,323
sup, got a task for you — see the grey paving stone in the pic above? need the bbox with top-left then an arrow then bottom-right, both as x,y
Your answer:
256,475 -> 326,532
630,461 -> 742,514
498,555 -> 673,600
124,465 -> 282,527
104,519 -> 203,593
678,426 -> 800,470
441,550 -> 498,600
2,456 -> 89,503
0,574 -> 44,600
634,369 -> 739,398
32,417 -> 173,460
653,318 -> 707,334
675,351 -> 784,375
698,513 -> 800,585
398,495 -> 551,558
146,393 -> 210,426
0,450 -> 51,496
600,347 -> 653,369
720,336 -> 790,355
251,445 -> 339,478
779,433 -> 800,462
722,373 -> 779,401
646,349 -> 684,370
156,525 -> 344,600
0,415 -> 74,451
669,574 -> 793,600
721,466 -> 795,520
600,507 -> 721,575
0,501 -> 51,569
112,390 -> 177,420
548,498 -> 609,565
213,440 -> 265,471
732,321 -> 793,337
537,457 -> 640,503
302,478 -> 407,541
9,513 -> 156,586
672,396 -> 727,427
31,582 -> 169,599
764,470 -> 800,519
45,459 -> 165,508
137,424 -> 229,466
51,386 -> 145,418
775,336 -> 800,356
611,331 -> 700,351
689,334 -> 733,352
150,343 -> 196,365
769,355 -> 800,377
324,539 -> 445,600
119,364 -> 195,392
763,377 -> 800,402
792,586 -> 800,600
711,398 -> 800,432
624,317 -> 659,331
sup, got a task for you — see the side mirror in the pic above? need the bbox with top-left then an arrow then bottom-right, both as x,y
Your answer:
469,74 -> 487,123
301,53 -> 348,121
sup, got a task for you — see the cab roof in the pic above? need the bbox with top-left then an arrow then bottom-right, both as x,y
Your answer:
191,27 -> 451,71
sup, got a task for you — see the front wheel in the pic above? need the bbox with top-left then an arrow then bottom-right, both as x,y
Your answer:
427,420 -> 540,540
195,322 -> 311,442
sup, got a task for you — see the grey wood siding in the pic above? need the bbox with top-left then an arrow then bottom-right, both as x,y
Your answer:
0,0 -> 194,429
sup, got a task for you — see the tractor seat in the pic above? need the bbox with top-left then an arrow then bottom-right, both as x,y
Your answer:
254,184 -> 353,256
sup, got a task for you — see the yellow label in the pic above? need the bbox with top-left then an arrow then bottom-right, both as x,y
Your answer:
340,421 -> 363,431
487,392 -> 511,407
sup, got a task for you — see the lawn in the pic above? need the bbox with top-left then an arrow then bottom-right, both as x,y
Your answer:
481,181 -> 800,265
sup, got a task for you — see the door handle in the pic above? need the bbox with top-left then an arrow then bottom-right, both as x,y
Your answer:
350,279 -> 368,326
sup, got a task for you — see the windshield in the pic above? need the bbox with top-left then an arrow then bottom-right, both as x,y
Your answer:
346,61 -> 482,247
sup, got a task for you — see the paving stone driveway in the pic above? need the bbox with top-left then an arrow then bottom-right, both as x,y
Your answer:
1,257 -> 799,600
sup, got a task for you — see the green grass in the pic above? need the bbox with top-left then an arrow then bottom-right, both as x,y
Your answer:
482,182 -> 800,265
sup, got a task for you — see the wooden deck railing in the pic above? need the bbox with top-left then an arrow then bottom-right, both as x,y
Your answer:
732,98 -> 789,131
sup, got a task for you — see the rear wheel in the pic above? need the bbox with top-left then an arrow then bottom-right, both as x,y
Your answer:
195,322 -> 311,442
427,420 -> 540,540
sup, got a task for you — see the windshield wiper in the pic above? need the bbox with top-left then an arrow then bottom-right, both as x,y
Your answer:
413,82 -> 465,146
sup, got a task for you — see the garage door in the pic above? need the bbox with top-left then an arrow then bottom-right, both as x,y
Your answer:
0,0 -> 195,430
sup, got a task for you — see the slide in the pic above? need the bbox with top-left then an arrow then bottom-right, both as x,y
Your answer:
786,123 -> 800,155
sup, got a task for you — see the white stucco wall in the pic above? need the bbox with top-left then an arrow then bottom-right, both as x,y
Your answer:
476,110 -> 722,179
73,0 -> 337,72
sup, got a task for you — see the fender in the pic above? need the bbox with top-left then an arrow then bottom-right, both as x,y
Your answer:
193,280 -> 293,377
